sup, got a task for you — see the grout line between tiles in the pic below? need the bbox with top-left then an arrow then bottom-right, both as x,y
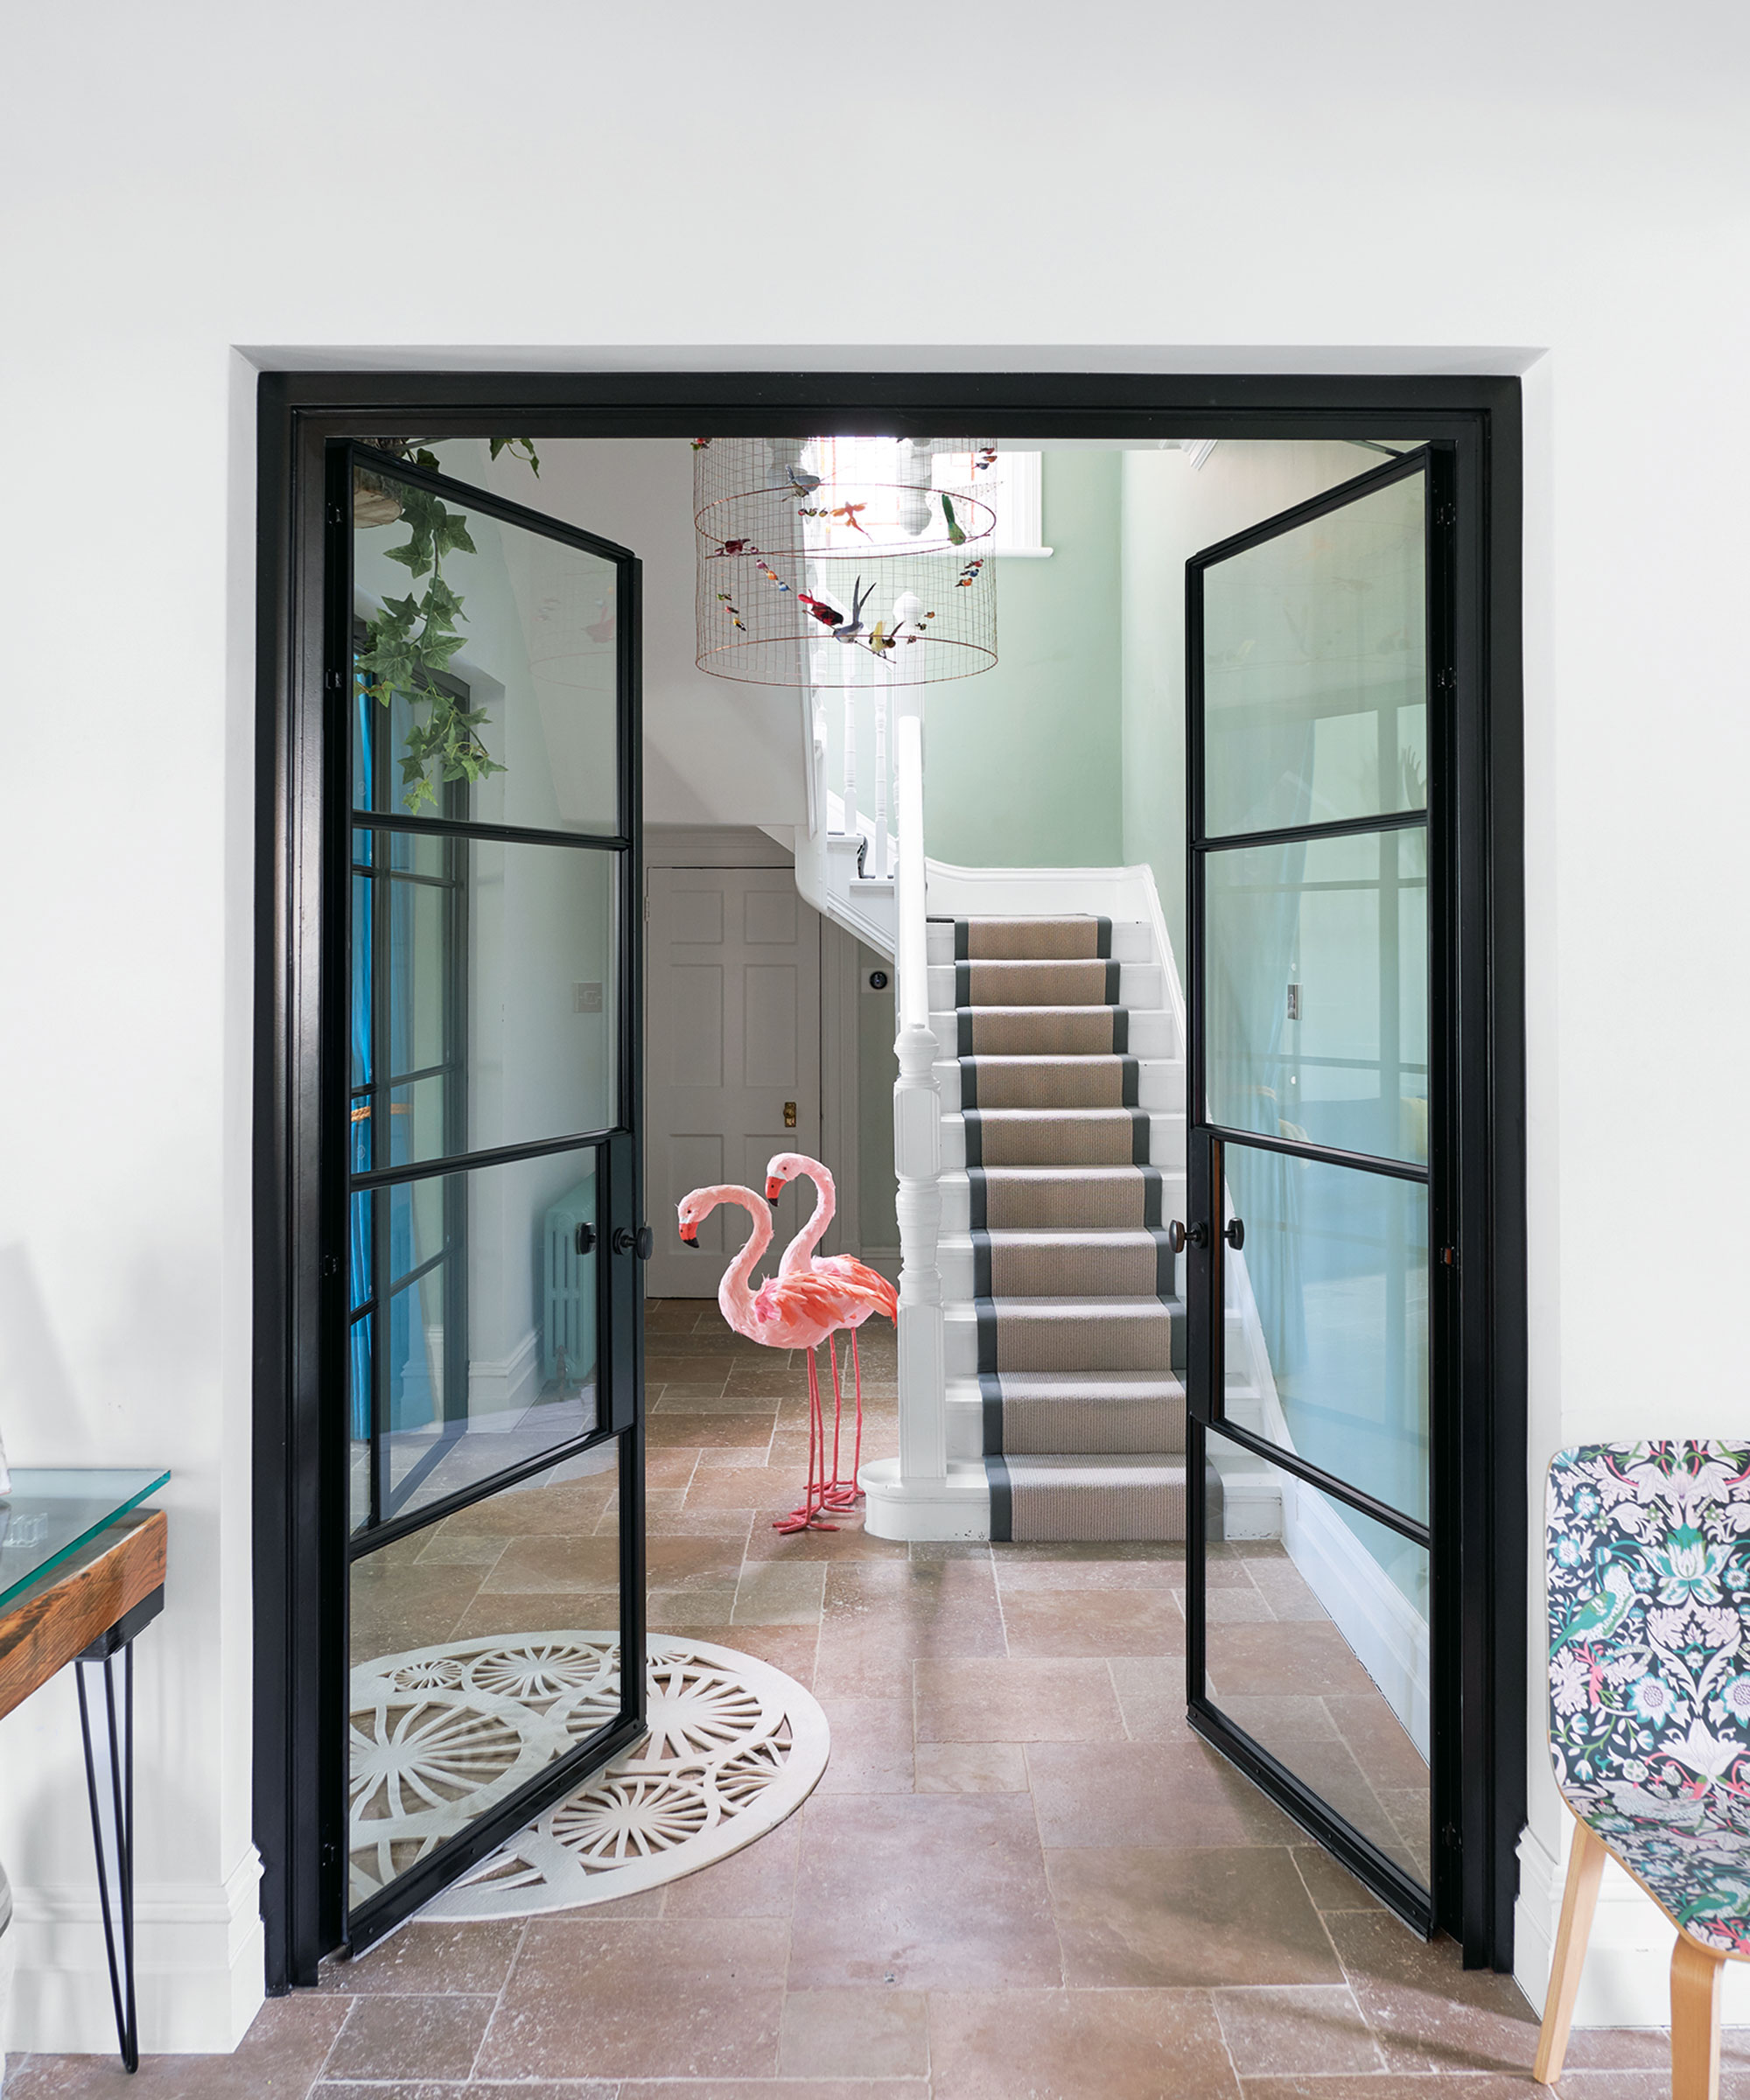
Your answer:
308,1985 -> 358,2094
465,1915 -> 530,2086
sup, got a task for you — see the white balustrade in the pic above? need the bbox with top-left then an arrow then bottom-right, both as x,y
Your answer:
887,694 -> 946,1488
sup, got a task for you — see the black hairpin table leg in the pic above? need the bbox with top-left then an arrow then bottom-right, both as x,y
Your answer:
74,1588 -> 160,2074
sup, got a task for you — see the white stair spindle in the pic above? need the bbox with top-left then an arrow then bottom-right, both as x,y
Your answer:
843,688 -> 859,847
872,689 -> 890,879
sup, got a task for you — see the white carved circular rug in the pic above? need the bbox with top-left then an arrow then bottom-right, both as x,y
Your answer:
349,1634 -> 830,1919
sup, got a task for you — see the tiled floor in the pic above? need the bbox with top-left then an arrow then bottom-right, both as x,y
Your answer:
13,1301 -> 1748,2095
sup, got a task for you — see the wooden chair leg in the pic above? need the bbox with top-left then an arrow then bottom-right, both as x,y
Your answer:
1533,1818 -> 1608,2085
1671,1931 -> 1726,2100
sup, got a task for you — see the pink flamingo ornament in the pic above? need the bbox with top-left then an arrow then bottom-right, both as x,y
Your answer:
765,1153 -> 897,1510
676,1183 -> 891,1534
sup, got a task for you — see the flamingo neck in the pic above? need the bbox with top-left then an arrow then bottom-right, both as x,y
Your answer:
712,1188 -> 774,1320
780,1162 -> 836,1276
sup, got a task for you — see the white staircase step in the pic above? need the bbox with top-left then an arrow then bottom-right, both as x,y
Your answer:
928,962 -> 1162,1012
933,1057 -> 1184,1114
930,1007 -> 1178,1060
941,1110 -> 1185,1173
925,919 -> 1152,965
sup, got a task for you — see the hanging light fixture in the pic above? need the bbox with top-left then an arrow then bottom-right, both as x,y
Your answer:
694,436 -> 998,688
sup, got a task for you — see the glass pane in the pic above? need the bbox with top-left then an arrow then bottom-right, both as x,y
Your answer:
349,1313 -> 374,1534
352,459 -> 620,835
388,1075 -> 451,1167
1203,470 -> 1426,837
1207,828 -> 1427,1164
349,831 -> 616,1162
356,1146 -> 605,1529
349,1193 -> 374,1311
1204,1429 -> 1430,1886
348,1440 -> 622,1910
1222,1140 -> 1427,1527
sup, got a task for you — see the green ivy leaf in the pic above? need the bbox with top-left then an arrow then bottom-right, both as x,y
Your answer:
433,511 -> 477,559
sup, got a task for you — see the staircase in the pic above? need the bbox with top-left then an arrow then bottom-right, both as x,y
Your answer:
929,910 -> 1203,1541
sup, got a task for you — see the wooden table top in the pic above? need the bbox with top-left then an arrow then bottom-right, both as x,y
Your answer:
0,1509 -> 165,1723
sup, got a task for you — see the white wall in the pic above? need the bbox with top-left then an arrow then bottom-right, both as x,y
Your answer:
438,438 -> 810,829
0,0 -> 1745,2048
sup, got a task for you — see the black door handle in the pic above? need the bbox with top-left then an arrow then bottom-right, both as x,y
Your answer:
613,1224 -> 654,1259
1169,1221 -> 1210,1251
575,1222 -> 596,1256
1224,1218 -> 1245,1251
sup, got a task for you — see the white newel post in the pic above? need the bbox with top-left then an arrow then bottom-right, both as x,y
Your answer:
859,691 -> 987,1537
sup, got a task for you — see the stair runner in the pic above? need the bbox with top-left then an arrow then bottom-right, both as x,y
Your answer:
950,914 -> 1197,1543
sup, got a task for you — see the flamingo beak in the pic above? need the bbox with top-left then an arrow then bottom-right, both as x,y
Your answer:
678,1227 -> 697,1245
765,1177 -> 783,1202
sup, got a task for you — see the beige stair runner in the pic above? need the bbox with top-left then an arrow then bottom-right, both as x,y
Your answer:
948,913 -> 1210,1543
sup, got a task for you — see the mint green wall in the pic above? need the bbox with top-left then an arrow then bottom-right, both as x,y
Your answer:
1120,442 -> 1393,978
923,453 -> 1124,868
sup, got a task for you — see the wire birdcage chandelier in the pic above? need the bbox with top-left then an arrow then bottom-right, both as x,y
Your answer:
694,437 -> 998,688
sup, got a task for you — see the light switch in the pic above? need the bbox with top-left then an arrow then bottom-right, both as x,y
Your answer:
574,983 -> 603,1013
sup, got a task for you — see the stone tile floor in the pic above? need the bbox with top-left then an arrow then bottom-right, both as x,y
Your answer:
13,1302 -> 1750,2096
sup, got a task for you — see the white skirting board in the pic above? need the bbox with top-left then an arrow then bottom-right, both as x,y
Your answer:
1515,1819 -> 1750,2028
466,1326 -> 542,1414
7,1847 -> 263,2054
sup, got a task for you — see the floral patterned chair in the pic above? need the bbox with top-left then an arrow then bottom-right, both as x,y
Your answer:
1535,1440 -> 1750,2097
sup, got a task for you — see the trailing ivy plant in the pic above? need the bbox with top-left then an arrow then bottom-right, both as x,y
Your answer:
355,439 -> 541,814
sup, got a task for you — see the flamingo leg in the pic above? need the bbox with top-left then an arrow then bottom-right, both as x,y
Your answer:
774,1345 -> 836,1534
822,1334 -> 854,1510
822,1327 -> 868,1513
850,1328 -> 864,1496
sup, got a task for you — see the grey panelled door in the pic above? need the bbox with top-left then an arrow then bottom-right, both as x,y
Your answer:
644,865 -> 822,1297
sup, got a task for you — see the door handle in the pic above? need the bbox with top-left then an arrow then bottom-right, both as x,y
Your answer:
575,1222 -> 596,1256
1169,1221 -> 1210,1252
784,1101 -> 798,1130
1224,1218 -> 1245,1251
612,1225 -> 654,1259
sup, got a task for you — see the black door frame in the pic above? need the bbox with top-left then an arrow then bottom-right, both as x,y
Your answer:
256,370 -> 1523,1986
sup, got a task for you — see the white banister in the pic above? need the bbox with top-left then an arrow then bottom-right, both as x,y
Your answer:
890,695 -> 944,1485
858,695 -> 987,1537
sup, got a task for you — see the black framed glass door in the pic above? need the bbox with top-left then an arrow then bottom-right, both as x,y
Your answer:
327,442 -> 646,1950
1183,448 -> 1449,1934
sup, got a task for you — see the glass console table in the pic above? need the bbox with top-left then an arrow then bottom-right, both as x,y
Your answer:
0,1467 -> 170,2073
